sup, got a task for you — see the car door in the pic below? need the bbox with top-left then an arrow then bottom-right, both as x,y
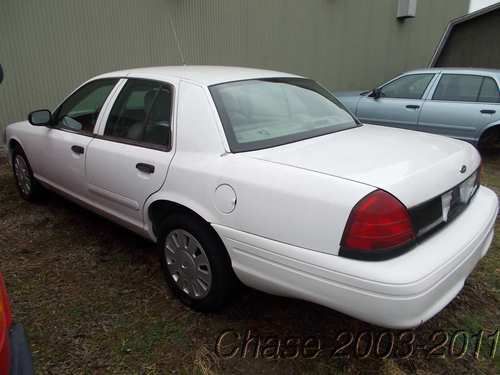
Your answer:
85,78 -> 176,231
37,78 -> 119,199
356,73 -> 435,130
418,74 -> 500,142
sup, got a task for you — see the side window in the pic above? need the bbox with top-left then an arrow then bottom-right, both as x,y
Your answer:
478,77 -> 500,103
54,79 -> 117,134
380,74 -> 434,99
433,74 -> 483,102
104,79 -> 172,149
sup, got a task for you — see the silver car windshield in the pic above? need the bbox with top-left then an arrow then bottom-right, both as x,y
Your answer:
210,78 -> 359,152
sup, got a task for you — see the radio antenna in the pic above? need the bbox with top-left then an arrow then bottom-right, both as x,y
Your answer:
168,11 -> 186,65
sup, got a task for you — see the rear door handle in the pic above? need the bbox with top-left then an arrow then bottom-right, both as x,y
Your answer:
406,105 -> 420,110
480,109 -> 496,114
136,163 -> 155,174
71,145 -> 84,154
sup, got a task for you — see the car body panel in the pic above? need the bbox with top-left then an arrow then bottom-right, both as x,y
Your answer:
356,96 -> 425,130
418,100 -> 499,141
244,124 -> 480,208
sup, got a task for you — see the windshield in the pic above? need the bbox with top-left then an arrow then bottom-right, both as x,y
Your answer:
209,78 -> 359,152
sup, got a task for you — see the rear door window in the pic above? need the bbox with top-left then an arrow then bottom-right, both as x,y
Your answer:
433,74 -> 483,102
104,79 -> 173,149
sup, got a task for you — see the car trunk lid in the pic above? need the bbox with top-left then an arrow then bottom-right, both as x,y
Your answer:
243,124 -> 481,208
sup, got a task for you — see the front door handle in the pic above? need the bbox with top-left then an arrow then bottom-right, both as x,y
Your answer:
71,145 -> 84,154
480,109 -> 496,114
406,104 -> 420,110
136,163 -> 155,174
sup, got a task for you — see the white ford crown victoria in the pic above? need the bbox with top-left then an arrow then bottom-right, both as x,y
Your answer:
5,66 -> 498,328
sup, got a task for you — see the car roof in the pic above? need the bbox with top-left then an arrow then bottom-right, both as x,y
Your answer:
95,65 -> 303,86
405,67 -> 500,78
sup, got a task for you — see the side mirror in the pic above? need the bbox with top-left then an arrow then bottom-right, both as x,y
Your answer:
0,64 -> 3,84
28,110 -> 52,126
370,88 -> 382,99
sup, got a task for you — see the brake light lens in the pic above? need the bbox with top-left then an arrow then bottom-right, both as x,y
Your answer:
341,190 -> 415,259
0,273 -> 12,375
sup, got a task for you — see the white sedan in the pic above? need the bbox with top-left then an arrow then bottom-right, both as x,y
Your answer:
5,66 -> 498,328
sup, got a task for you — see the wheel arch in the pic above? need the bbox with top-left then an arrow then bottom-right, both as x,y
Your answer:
145,194 -> 217,241
481,122 -> 500,135
7,136 -> 25,165
478,122 -> 500,145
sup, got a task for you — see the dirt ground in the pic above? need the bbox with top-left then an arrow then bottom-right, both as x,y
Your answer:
0,147 -> 498,374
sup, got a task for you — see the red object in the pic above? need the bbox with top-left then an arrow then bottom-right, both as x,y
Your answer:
342,190 -> 415,253
0,273 -> 12,375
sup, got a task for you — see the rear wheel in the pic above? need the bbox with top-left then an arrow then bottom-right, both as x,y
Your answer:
478,127 -> 500,153
158,213 -> 237,312
12,147 -> 43,202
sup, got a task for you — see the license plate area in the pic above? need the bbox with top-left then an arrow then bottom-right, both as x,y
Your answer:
410,170 -> 479,237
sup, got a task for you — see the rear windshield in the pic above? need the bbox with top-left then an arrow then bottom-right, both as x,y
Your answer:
209,78 -> 359,152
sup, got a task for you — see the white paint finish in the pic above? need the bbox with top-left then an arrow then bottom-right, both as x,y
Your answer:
85,140 -> 174,231
5,66 -> 497,328
96,66 -> 301,87
469,0 -> 499,12
212,154 -> 374,255
245,124 -> 481,208
214,184 -> 237,214
41,130 -> 93,198
215,186 -> 498,328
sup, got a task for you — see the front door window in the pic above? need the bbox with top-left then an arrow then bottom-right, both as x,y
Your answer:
53,79 -> 118,133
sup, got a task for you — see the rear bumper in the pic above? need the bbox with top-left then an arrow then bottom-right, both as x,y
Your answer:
8,324 -> 33,375
214,186 -> 498,329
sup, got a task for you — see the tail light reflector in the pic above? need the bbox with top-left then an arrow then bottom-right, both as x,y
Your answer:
340,190 -> 415,260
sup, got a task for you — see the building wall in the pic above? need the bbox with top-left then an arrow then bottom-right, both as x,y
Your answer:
0,0 -> 468,135
434,8 -> 500,68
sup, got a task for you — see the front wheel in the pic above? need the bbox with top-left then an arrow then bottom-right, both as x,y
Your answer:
158,213 -> 237,312
12,148 -> 43,202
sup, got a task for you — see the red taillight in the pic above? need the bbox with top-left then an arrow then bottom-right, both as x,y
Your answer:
341,190 -> 415,259
0,273 -> 12,375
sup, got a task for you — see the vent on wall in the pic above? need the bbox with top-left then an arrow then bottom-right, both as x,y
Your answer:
397,0 -> 417,19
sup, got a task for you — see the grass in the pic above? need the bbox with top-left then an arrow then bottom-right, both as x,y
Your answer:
0,149 -> 498,374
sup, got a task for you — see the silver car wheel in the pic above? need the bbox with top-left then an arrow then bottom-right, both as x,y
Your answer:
14,155 -> 32,196
164,229 -> 212,299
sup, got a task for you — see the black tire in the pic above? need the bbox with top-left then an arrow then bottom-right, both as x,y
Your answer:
158,213 -> 237,312
478,127 -> 500,153
11,146 -> 44,202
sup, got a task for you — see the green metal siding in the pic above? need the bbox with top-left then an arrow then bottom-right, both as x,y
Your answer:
0,0 -> 468,136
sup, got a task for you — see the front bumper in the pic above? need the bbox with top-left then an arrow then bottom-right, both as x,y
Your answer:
8,324 -> 33,375
214,186 -> 498,329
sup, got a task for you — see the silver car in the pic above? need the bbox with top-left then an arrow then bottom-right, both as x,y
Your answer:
336,68 -> 500,150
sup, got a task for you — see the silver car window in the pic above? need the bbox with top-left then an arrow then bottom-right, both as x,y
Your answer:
478,77 -> 500,103
380,74 -> 434,99
433,74 -> 483,102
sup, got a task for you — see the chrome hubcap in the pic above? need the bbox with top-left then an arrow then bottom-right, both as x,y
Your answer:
164,229 -> 212,299
14,155 -> 31,196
